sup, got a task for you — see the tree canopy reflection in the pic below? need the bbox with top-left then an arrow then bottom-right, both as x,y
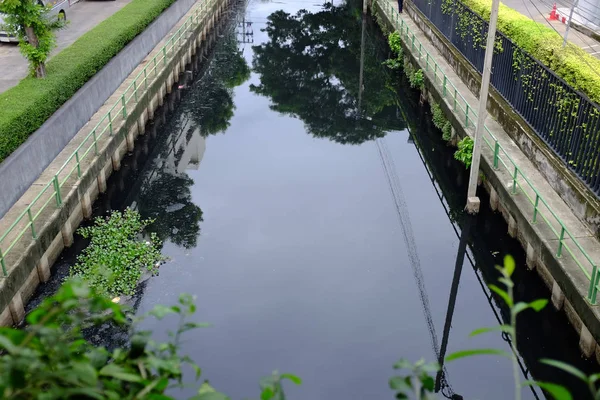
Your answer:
251,1 -> 406,145
137,14 -> 251,249
183,21 -> 251,136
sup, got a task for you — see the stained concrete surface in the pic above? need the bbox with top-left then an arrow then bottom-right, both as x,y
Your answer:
0,0 -> 131,94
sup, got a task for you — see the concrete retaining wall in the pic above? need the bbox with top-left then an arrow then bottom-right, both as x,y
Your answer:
0,0 -> 231,326
0,0 -> 200,219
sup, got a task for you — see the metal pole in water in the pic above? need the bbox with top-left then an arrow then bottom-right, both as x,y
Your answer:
465,0 -> 500,214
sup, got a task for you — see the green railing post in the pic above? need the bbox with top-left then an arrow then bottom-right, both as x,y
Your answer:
426,53 -> 429,70
144,69 -> 148,90
588,264 -> 598,304
493,140 -> 499,169
134,81 -> 138,102
411,34 -> 415,51
589,267 -> 600,304
512,166 -> 518,194
121,96 -> 127,119
93,130 -> 99,155
27,208 -> 36,239
75,151 -> 81,178
453,88 -> 457,111
465,104 -> 470,127
0,248 -> 7,277
443,76 -> 447,96
557,226 -> 565,257
108,111 -> 113,136
532,194 -> 539,223
163,47 -> 167,65
53,175 -> 62,207
154,57 -> 158,76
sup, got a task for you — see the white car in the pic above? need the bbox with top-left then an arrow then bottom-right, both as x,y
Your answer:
0,0 -> 69,43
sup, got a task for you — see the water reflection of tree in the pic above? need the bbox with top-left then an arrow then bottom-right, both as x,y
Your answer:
251,1 -> 406,145
184,21 -> 251,136
136,14 -> 251,249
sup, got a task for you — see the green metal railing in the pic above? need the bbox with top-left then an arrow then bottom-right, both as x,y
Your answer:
378,0 -> 600,304
0,0 -> 218,278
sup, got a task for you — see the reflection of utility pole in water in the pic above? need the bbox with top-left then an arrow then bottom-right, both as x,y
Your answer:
357,13 -> 366,114
434,217 -> 473,400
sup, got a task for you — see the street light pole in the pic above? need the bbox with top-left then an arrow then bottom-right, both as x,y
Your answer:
563,0 -> 580,48
465,0 -> 501,214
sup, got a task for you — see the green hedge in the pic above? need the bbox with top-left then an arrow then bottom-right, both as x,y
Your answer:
0,0 -> 176,163
461,0 -> 600,105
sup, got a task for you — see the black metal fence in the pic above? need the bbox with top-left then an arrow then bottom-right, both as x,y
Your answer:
410,0 -> 600,195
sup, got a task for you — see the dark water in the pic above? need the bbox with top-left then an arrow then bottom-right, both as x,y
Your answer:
26,0 -> 600,398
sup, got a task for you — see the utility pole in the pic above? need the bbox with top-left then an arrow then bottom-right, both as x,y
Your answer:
563,0 -> 579,48
465,0 -> 500,214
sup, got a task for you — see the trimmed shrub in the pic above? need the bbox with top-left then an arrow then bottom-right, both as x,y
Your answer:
0,0 -> 176,163
460,0 -> 600,104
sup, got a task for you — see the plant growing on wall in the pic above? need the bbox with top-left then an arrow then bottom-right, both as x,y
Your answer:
454,136 -> 474,168
430,100 -> 452,141
0,0 -> 65,77
70,209 -> 163,298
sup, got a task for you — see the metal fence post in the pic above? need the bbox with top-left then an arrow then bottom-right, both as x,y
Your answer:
108,111 -> 113,136
27,208 -> 36,239
0,248 -> 7,276
121,96 -> 127,119
465,104 -> 470,127
589,266 -> 599,304
512,166 -> 518,194
557,226 -> 565,257
93,130 -> 99,155
532,194 -> 539,223
491,140 -> 499,169
443,76 -> 447,96
75,151 -> 81,178
53,175 -> 62,207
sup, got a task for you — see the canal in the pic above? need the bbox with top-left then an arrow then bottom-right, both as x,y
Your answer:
26,0 -> 599,398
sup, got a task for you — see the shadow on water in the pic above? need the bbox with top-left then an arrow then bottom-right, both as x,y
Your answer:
21,0 -> 600,397
397,70 -> 599,398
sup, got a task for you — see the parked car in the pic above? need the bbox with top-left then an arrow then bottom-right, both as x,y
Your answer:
0,0 -> 69,43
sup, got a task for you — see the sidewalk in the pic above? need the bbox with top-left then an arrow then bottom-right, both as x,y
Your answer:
501,0 -> 600,59
0,0 -> 131,94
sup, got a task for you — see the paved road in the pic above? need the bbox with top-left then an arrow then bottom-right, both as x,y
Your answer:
0,0 -> 131,94
501,0 -> 600,59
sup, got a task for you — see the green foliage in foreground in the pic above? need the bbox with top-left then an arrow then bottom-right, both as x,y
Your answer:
0,279 -> 301,399
0,0 -> 176,163
454,136 -> 474,168
70,209 -> 163,298
1,256 -> 599,399
389,256 -> 600,400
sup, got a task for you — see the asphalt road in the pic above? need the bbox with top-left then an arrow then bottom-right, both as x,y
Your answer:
0,0 -> 131,94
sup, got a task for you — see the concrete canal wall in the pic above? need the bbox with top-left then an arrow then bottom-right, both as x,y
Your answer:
0,0 -> 232,326
375,0 -> 600,361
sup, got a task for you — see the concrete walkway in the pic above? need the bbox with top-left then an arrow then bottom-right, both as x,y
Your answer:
0,0 -> 131,94
500,0 -> 600,59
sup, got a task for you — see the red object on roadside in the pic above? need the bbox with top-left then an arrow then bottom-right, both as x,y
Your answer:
549,3 -> 558,20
